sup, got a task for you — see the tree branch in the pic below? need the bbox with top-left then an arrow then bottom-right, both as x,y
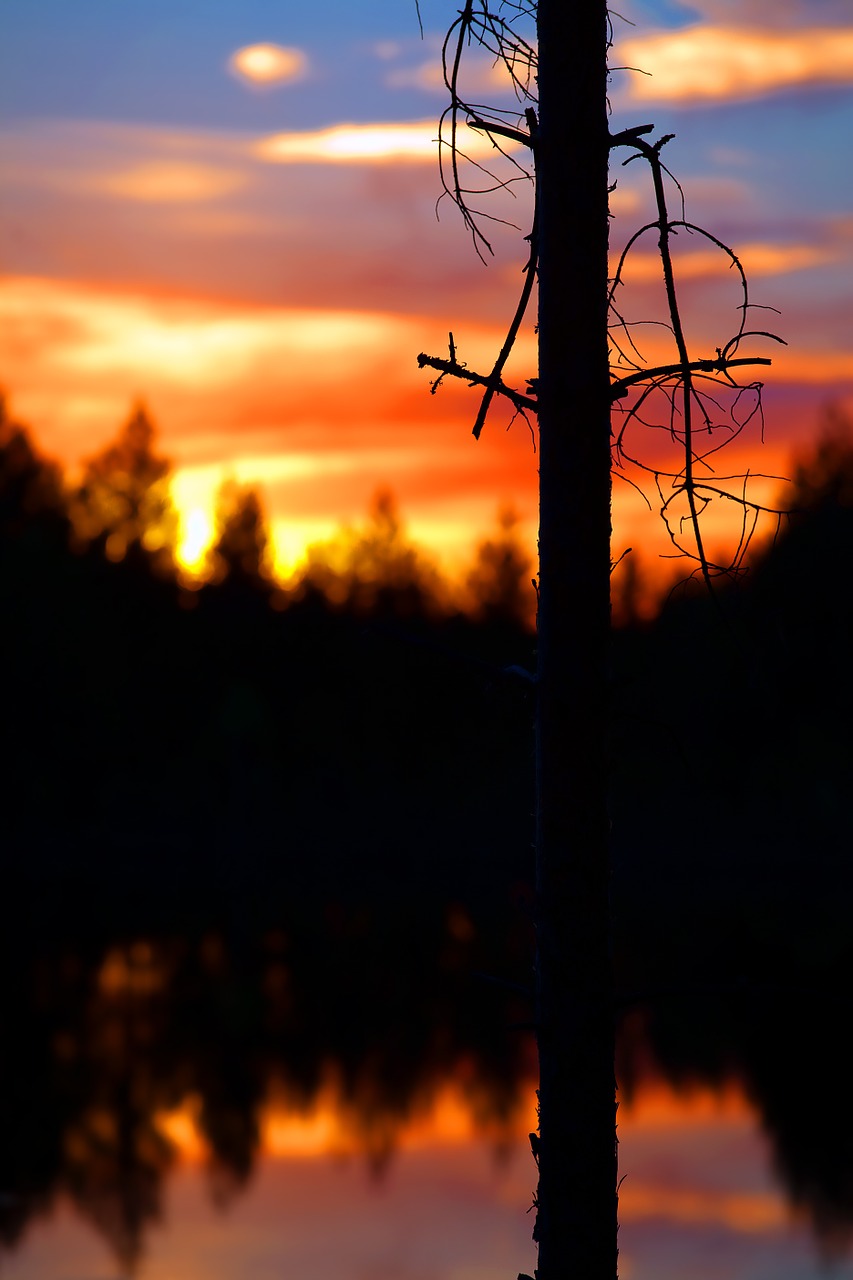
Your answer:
610,355 -> 772,401
416,348 -> 538,413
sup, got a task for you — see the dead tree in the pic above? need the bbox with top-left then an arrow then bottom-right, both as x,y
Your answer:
418,3 -> 781,1278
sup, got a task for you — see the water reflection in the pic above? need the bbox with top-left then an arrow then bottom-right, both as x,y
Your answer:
3,907 -> 853,1275
0,910 -> 532,1270
4,1078 -> 852,1280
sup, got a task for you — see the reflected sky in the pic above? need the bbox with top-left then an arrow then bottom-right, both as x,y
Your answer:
3,1081 -> 850,1280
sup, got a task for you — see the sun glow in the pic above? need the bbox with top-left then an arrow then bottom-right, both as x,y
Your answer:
4,275 -> 840,601
177,507 -> 213,572
169,459 -> 363,581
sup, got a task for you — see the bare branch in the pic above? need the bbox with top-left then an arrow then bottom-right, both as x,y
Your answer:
610,356 -> 772,401
416,345 -> 538,414
419,1 -> 785,585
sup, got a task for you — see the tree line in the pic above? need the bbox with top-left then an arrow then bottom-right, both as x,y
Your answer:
0,395 -> 536,627
3,389 -> 852,895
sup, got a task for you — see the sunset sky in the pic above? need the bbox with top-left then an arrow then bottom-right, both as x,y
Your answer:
2,0 -> 852,579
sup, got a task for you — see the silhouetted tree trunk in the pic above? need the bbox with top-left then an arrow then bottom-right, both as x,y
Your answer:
533,3 -> 617,1278
420,5 -> 775,1274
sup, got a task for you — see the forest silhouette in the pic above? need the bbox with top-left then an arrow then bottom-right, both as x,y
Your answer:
2,395 -> 853,1265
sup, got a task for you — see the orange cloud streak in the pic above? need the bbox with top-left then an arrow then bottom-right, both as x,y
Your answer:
2,275 -> 840,585
617,242 -> 836,283
0,276 -> 540,573
254,119 -> 520,164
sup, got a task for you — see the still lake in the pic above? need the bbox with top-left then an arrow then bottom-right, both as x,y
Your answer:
3,1078 -> 850,1280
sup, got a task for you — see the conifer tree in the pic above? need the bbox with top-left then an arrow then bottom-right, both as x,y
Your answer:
72,402 -> 177,570
207,479 -> 273,586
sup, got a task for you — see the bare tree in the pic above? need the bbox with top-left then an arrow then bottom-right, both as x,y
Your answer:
417,3 -> 781,1278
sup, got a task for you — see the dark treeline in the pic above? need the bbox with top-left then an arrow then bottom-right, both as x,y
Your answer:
1,396 -> 537,899
3,396 -> 853,1264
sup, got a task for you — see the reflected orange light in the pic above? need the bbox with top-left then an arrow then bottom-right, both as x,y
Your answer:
620,1183 -> 786,1232
98,941 -> 167,996
618,1078 -> 753,1131
155,1095 -> 209,1163
617,1081 -> 785,1235
262,1089 -> 352,1158
154,1078 -> 760,1169
154,1083 -> 537,1166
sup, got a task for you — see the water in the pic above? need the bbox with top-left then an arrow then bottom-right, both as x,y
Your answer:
3,1079 -> 851,1280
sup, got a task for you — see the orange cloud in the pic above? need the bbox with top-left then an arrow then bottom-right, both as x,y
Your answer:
228,43 -> 308,87
2,275 -> 841,590
620,25 -> 853,103
0,276 -> 540,575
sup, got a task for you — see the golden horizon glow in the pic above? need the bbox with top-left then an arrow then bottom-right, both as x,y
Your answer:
229,43 -> 307,87
621,26 -> 853,104
170,468 -> 535,587
171,463 -> 350,580
3,273 -> 847,598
